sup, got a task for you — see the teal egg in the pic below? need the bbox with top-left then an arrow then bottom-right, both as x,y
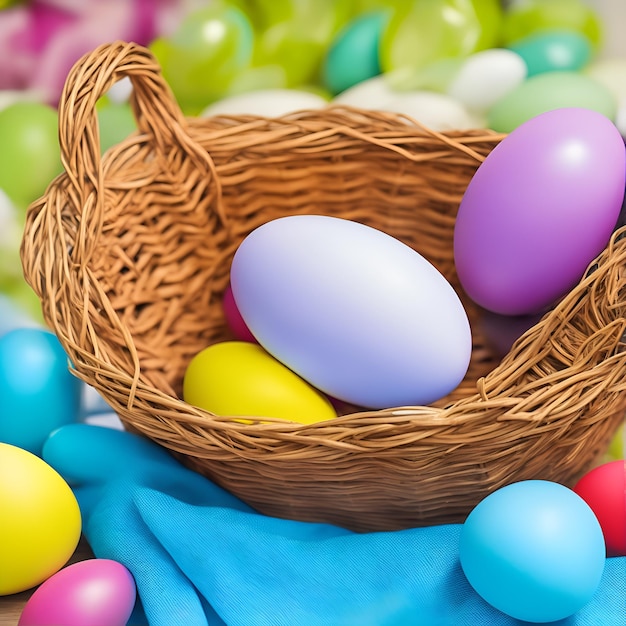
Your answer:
509,29 -> 592,76
487,71 -> 616,133
322,11 -> 389,95
0,328 -> 82,456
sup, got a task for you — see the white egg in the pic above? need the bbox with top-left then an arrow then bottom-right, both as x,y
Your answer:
447,49 -> 527,114
201,89 -> 328,118
381,91 -> 483,130
0,188 -> 21,249
106,76 -> 133,104
332,75 -> 398,110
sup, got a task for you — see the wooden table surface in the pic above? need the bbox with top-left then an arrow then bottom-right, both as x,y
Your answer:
0,537 -> 94,626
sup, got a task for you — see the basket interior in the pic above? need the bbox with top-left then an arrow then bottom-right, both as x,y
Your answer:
81,113 -> 503,412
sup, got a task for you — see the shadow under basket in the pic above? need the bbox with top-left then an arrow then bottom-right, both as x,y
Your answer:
21,41 -> 626,533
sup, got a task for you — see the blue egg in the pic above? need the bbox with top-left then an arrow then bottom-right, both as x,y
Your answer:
322,11 -> 389,95
0,328 -> 82,455
460,480 -> 606,623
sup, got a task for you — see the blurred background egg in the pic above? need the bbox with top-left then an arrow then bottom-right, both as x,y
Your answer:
332,74 -> 398,109
18,559 -> 136,626
500,0 -> 602,50
231,215 -> 472,409
573,460 -> 626,557
508,29 -> 593,77
454,107 -> 625,316
0,101 -> 62,210
183,341 -> 337,424
584,57 -> 626,136
201,88 -> 327,118
322,10 -> 388,96
0,443 -> 81,595
0,328 -> 82,456
487,71 -> 616,133
378,90 -> 482,130
460,480 -> 606,623
446,48 -> 527,115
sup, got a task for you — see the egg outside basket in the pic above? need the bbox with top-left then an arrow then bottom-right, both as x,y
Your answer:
21,42 -> 626,533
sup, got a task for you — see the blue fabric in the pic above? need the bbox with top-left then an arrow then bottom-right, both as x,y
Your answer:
42,424 -> 626,626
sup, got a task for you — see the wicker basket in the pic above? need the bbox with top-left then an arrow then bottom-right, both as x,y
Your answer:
21,41 -> 626,532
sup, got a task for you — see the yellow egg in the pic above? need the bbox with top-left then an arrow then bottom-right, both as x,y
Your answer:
0,443 -> 81,595
183,341 -> 337,424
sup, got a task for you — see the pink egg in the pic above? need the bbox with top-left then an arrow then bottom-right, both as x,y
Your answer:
223,283 -> 257,343
18,558 -> 136,626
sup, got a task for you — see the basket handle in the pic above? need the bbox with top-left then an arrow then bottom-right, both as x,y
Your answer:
57,41 -> 222,261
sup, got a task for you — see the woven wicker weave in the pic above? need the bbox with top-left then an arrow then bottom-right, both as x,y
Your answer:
21,41 -> 626,532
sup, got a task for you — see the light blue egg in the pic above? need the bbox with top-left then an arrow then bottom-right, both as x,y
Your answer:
508,29 -> 593,77
460,480 -> 606,623
322,11 -> 389,95
0,328 -> 82,455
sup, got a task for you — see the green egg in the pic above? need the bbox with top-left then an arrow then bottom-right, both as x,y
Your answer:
487,71 -> 616,133
501,0 -> 603,49
0,102 -> 62,210
380,0 -> 502,76
508,29 -> 593,76
149,4 -> 255,114
96,101 -> 137,154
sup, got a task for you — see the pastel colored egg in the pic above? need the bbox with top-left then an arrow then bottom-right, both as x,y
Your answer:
501,0 -> 603,49
508,29 -> 592,77
249,0 -> 353,88
454,107 -> 625,315
585,57 -> 626,102
447,49 -> 527,114
201,88 -> 327,118
18,559 -> 136,626
231,215 -> 472,409
0,328 -> 82,455
380,91 -> 482,131
322,10 -> 388,95
380,0 -> 502,76
585,57 -> 626,136
0,101 -> 62,208
183,341 -> 337,424
149,4 -> 255,114
487,71 -> 616,133
460,480 -> 606,623
573,460 -> 626,557
0,443 -> 81,595
96,101 -> 137,154
332,74 -> 398,110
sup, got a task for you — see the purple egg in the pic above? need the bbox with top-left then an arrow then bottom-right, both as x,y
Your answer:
454,107 -> 625,315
